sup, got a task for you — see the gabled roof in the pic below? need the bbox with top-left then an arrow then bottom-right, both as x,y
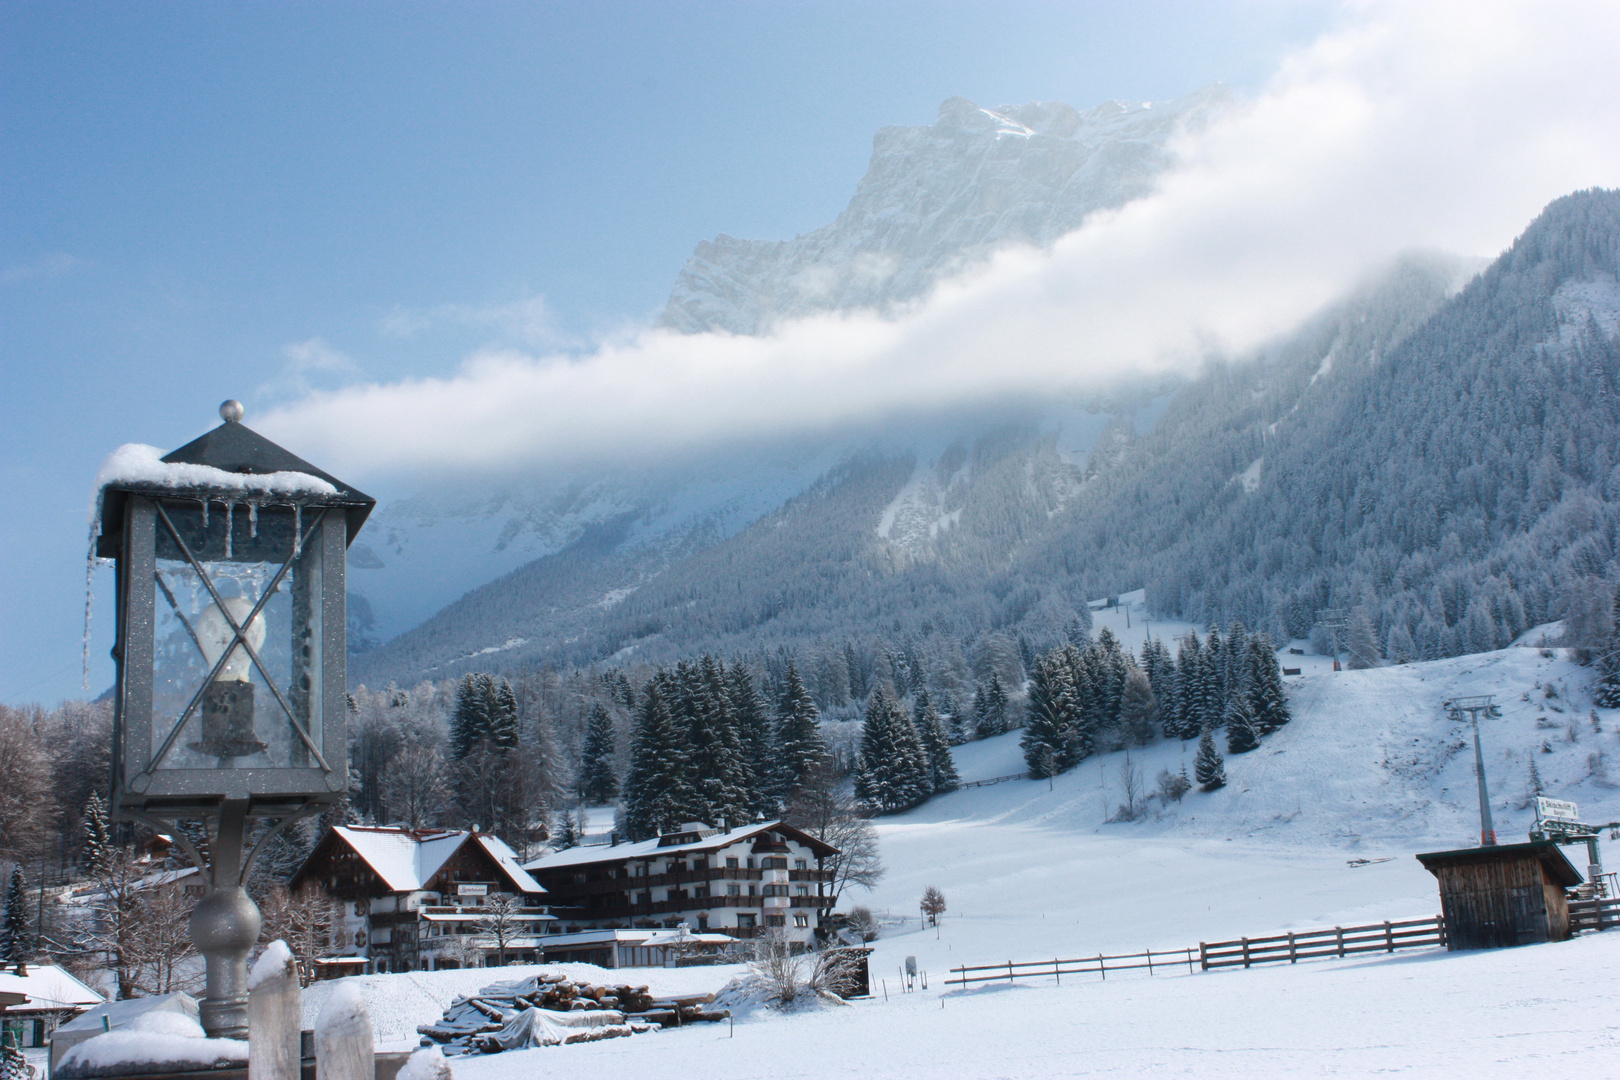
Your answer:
316,826 -> 544,894
0,965 -> 105,1012
522,820 -> 838,872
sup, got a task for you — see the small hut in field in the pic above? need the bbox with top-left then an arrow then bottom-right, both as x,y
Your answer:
1415,841 -> 1583,950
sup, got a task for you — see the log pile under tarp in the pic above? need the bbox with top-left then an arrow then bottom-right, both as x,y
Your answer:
415,974 -> 727,1055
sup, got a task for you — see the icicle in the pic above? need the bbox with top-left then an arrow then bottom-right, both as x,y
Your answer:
293,504 -> 303,558
248,502 -> 259,538
201,497 -> 209,527
83,523 -> 99,691
224,502 -> 235,560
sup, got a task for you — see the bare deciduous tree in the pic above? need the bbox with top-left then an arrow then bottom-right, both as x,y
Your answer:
920,886 -> 946,926
473,894 -> 528,968
258,883 -> 334,986
783,763 -> 884,898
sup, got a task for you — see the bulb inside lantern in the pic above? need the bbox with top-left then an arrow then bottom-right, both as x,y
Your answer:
196,597 -> 264,681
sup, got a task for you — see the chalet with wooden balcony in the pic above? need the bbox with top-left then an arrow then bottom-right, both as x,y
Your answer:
521,821 -> 839,947
290,825 -> 552,973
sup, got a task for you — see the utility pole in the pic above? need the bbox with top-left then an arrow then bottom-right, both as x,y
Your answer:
1315,608 -> 1347,672
1448,696 -> 1501,846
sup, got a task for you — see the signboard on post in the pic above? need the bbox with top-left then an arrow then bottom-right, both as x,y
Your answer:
1536,797 -> 1580,825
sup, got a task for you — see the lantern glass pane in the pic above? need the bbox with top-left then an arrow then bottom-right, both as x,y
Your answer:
147,503 -> 323,772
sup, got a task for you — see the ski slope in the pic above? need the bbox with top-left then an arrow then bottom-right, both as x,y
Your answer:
449,644 -> 1620,1077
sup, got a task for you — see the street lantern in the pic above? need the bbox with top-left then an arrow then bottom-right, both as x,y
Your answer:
95,400 -> 373,1038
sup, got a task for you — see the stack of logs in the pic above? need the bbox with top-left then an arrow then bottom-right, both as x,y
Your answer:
417,973 -> 728,1055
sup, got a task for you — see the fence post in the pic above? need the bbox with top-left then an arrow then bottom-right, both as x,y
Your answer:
1241,937 -> 1250,969
1054,959 -> 1060,986
1384,920 -> 1393,953
1199,942 -> 1207,972
1186,948 -> 1195,975
1146,948 -> 1153,976
1336,927 -> 1344,958
1098,954 -> 1105,980
1006,961 -> 1013,983
1288,932 -> 1296,964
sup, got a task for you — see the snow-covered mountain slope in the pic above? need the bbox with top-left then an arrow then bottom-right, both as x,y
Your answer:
439,647 -> 1620,1080
660,89 -> 1228,334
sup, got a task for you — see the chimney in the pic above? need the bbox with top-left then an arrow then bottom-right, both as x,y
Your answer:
610,832 -> 619,847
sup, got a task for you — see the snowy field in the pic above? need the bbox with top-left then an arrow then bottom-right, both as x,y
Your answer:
369,642 -> 1620,1077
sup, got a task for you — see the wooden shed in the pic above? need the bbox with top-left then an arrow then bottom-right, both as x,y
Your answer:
1415,841 -> 1583,950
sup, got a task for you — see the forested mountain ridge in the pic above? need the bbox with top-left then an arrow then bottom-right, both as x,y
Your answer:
352,242 -> 1479,687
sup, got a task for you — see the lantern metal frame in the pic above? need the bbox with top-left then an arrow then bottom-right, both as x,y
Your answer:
96,406 -> 373,1039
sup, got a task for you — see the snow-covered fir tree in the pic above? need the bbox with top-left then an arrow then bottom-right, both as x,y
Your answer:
578,704 -> 619,804
855,686 -> 933,813
725,661 -> 776,815
1225,695 -> 1261,754
620,673 -> 697,839
913,689 -> 960,795
1,867 -> 27,961
1195,729 -> 1227,791
772,660 -> 829,801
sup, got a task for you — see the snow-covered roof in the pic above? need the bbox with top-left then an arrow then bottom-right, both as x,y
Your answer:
328,826 -> 544,895
0,964 -> 105,1012
476,834 -> 545,895
522,820 -> 834,872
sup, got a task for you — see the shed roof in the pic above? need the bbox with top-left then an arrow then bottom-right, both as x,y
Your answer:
1415,840 -> 1584,887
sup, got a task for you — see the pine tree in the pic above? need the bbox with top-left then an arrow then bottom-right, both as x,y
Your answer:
1,867 -> 27,961
684,656 -> 755,828
913,690 -> 960,794
1346,610 -> 1381,669
490,678 -> 521,752
450,673 -> 494,761
83,790 -> 113,878
1595,592 -> 1620,708
1248,633 -> 1292,733
579,704 -> 620,804
725,662 -> 775,814
773,661 -> 829,801
977,674 -> 1009,738
1195,729 -> 1227,791
620,673 -> 697,839
1022,654 -> 1071,778
1224,695 -> 1261,754
855,687 -> 933,813
1527,757 -> 1546,799
1118,666 -> 1157,747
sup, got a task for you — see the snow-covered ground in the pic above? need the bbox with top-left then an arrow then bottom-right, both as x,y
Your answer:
375,644 -> 1620,1076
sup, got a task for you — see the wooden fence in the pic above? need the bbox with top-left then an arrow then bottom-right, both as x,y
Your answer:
957,772 -> 1029,790
1198,917 -> 1446,970
947,947 -> 1198,986
1568,897 -> 1620,932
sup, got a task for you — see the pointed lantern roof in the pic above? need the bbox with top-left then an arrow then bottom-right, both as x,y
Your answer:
96,400 -> 375,553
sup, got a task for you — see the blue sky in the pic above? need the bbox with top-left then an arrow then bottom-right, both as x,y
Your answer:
2,1 -> 1341,703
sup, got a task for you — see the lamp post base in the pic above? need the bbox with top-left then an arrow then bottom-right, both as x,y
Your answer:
191,885 -> 262,1040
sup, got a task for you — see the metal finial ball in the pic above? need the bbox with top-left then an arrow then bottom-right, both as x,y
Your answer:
219,399 -> 245,423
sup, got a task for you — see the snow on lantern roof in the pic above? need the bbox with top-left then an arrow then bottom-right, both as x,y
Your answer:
93,402 -> 374,548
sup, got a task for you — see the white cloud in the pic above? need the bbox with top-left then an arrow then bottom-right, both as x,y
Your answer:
262,0 -> 1620,480
256,337 -> 363,400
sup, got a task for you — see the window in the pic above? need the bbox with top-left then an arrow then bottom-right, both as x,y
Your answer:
694,886 -> 710,899
737,914 -> 756,929
793,859 -> 807,871
727,884 -> 740,897
726,857 -> 739,869
693,858 -> 708,871
748,884 -> 757,896
635,892 -> 651,906
763,884 -> 789,897
765,914 -> 786,927
794,914 -> 809,928
795,885 -> 809,896
745,858 -> 755,869
763,857 -> 788,870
